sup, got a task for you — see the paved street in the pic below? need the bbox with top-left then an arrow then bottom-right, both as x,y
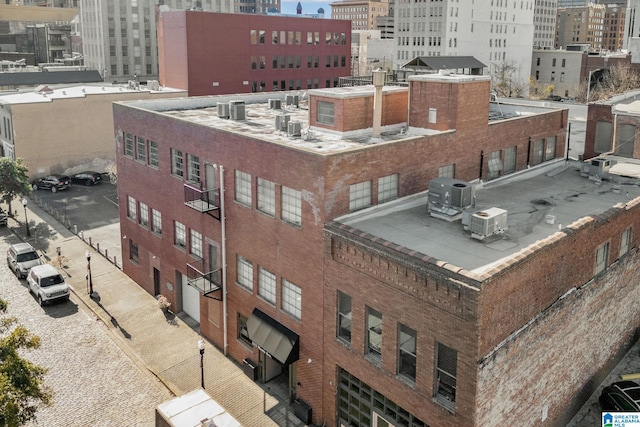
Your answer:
0,227 -> 172,426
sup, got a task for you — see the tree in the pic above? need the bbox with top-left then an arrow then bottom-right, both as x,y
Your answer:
105,162 -> 117,186
0,298 -> 52,425
0,158 -> 31,218
491,62 -> 528,98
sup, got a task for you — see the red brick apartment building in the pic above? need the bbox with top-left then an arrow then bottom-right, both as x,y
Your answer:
113,73 -> 578,426
157,10 -> 351,96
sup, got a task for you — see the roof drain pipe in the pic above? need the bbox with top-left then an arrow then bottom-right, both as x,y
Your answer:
372,69 -> 386,139
219,164 -> 228,356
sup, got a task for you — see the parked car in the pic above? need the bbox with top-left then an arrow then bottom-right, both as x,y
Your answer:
27,264 -> 69,305
0,207 -> 7,226
7,242 -> 42,279
31,175 -> 71,193
599,380 -> 640,411
71,171 -> 103,186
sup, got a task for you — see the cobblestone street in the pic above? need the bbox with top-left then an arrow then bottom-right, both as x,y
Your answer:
0,228 -> 172,427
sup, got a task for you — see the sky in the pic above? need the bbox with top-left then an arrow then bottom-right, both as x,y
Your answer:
281,0 -> 331,16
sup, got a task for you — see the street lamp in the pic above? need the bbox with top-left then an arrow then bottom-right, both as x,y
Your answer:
198,339 -> 205,389
86,250 -> 93,296
22,198 -> 30,237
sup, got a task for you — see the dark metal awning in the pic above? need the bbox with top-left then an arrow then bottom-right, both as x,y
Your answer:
247,308 -> 299,365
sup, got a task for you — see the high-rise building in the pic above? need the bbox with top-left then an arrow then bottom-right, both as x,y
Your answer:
603,4 -> 625,51
331,0 -> 390,31
393,0 -> 534,90
556,4 -> 605,50
534,0 -> 557,49
80,0 -> 233,83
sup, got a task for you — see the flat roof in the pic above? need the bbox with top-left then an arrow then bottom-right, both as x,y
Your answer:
122,86 -> 562,155
337,157 -> 640,279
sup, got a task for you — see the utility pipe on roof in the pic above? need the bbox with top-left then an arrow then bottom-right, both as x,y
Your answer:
372,69 -> 385,138
220,165 -> 228,356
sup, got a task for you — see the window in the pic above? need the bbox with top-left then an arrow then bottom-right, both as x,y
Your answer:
366,307 -> 382,362
620,228 -> 632,257
136,136 -> 146,162
237,255 -> 253,291
428,108 -> 437,124
439,164 -> 455,178
545,136 -> 556,161
129,239 -> 139,263
503,147 -> 516,174
257,178 -> 275,216
139,202 -> 149,227
127,196 -> 137,221
349,181 -> 372,212
235,170 -> 252,207
174,221 -> 186,249
190,229 -> 202,258
595,242 -> 609,275
435,342 -> 457,407
187,154 -> 200,184
124,133 -> 134,157
148,141 -> 159,167
487,150 -> 503,180
398,324 -> 417,382
317,101 -> 335,125
237,313 -> 252,346
282,279 -> 302,320
171,148 -> 183,178
378,174 -> 398,203
337,291 -> 352,344
258,267 -> 276,304
152,208 -> 162,235
281,186 -> 302,226
532,139 -> 544,165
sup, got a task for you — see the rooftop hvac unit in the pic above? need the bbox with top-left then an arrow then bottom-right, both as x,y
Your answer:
217,102 -> 230,118
463,207 -> 508,241
428,178 -> 475,221
589,157 -> 613,181
148,80 -> 160,91
288,121 -> 302,137
229,100 -> 246,120
275,113 -> 290,131
285,94 -> 299,107
269,98 -> 282,109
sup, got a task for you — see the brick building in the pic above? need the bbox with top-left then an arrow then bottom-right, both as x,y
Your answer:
113,73 -> 569,425
158,10 -> 351,96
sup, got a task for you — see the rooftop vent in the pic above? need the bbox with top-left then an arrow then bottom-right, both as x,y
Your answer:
269,98 -> 282,109
288,121 -> 302,137
285,94 -> 299,107
588,157 -> 613,181
462,207 -> 508,241
275,113 -> 290,131
427,177 -> 475,221
217,102 -> 230,118
229,100 -> 246,120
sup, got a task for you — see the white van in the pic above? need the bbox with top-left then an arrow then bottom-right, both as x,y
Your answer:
27,264 -> 70,305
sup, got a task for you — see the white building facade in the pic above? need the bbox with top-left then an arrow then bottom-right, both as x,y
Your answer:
534,0 -> 557,49
80,0 -> 233,83
394,0 -> 535,87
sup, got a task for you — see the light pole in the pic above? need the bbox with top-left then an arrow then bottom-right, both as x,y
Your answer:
22,198 -> 30,237
86,250 -> 93,296
198,339 -> 205,389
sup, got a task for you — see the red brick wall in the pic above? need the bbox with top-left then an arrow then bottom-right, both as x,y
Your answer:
584,104 -> 612,159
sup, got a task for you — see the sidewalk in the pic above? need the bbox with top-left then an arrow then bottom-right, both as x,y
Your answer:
8,200 -> 302,427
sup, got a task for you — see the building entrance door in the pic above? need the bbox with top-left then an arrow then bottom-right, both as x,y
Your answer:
153,267 -> 160,296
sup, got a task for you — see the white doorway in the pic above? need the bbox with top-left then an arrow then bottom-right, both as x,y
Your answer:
181,273 -> 200,323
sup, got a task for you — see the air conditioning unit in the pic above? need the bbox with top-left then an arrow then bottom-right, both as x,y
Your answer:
148,80 -> 160,91
427,178 -> 475,220
288,121 -> 302,137
217,102 -> 230,118
269,98 -> 282,109
275,113 -> 290,131
229,100 -> 245,120
463,207 -> 508,241
589,157 -> 613,181
285,94 -> 299,107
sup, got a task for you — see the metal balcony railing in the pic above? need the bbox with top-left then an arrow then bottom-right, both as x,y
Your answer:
184,184 -> 220,219
186,259 -> 222,295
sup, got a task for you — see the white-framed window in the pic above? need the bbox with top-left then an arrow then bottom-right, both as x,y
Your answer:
398,324 -> 417,382
237,313 -> 252,346
257,178 -> 276,216
545,136 -> 556,161
349,181 -> 371,212
174,221 -> 186,249
595,242 -> 609,275
487,150 -> 503,180
366,307 -> 382,362
258,267 -> 276,304
187,153 -> 200,183
378,174 -> 398,203
124,133 -> 134,157
136,136 -> 146,163
235,170 -> 252,207
171,148 -> 183,177
439,164 -> 455,178
435,342 -> 457,408
282,186 -> 302,226
282,279 -> 302,320
190,229 -> 202,258
237,255 -> 253,291
127,196 -> 137,221
318,101 -> 335,125
503,146 -> 517,174
148,140 -> 159,168
151,208 -> 162,235
337,291 -> 352,344
620,227 -> 632,257
139,202 -> 149,227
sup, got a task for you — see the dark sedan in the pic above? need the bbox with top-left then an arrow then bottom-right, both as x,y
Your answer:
31,175 -> 71,193
71,171 -> 103,186
599,380 -> 640,412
